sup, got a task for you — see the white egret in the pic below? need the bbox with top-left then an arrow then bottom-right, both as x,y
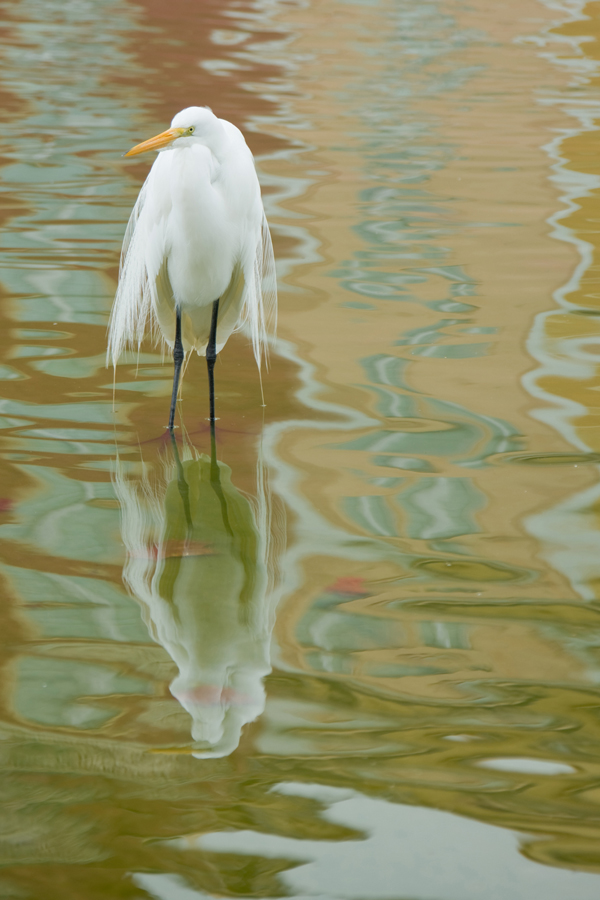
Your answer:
108,106 -> 277,431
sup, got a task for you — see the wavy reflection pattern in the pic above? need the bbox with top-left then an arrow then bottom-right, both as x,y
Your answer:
0,0 -> 157,743
252,0 -> 600,882
524,0 -> 600,600
2,0 -> 600,897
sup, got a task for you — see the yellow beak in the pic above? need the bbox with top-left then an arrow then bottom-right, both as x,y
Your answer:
125,126 -> 186,157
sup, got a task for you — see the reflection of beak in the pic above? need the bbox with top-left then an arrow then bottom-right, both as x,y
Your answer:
125,126 -> 186,157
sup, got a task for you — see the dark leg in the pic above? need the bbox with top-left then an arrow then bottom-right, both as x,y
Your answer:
206,298 -> 220,432
168,307 -> 184,432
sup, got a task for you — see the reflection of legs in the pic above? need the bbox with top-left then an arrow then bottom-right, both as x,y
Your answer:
169,431 -> 192,530
168,307 -> 184,432
207,298 -> 220,429
208,381 -> 232,537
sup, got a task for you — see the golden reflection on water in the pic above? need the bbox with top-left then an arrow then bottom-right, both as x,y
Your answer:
2,0 -> 600,897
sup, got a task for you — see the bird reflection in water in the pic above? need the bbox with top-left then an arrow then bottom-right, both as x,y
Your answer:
113,431 -> 281,758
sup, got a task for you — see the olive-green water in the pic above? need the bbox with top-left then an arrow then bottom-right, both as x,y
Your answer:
2,0 -> 600,897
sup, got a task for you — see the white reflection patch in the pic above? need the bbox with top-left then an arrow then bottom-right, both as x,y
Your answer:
177,784 -> 600,900
476,757 -> 575,775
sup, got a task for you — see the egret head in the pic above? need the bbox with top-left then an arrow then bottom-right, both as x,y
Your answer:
124,106 -> 221,157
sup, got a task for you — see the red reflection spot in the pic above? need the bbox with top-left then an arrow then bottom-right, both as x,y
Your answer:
129,540 -> 217,559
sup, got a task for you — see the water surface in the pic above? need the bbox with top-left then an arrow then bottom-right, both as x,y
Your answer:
1,0 -> 600,898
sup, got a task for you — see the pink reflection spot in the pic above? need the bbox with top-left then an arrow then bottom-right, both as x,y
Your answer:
175,685 -> 256,706
328,576 -> 367,596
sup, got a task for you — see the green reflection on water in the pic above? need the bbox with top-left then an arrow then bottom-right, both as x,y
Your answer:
14,655 -> 149,729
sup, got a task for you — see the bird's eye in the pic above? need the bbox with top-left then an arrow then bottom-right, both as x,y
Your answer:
187,126 -> 195,134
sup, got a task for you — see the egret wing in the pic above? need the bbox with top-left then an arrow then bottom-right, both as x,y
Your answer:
237,211 -> 277,370
260,211 -> 278,342
107,168 -> 172,366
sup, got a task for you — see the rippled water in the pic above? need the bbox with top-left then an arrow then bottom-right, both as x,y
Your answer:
2,0 -> 600,897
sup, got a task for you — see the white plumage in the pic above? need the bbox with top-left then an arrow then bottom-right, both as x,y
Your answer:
108,106 -> 276,423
